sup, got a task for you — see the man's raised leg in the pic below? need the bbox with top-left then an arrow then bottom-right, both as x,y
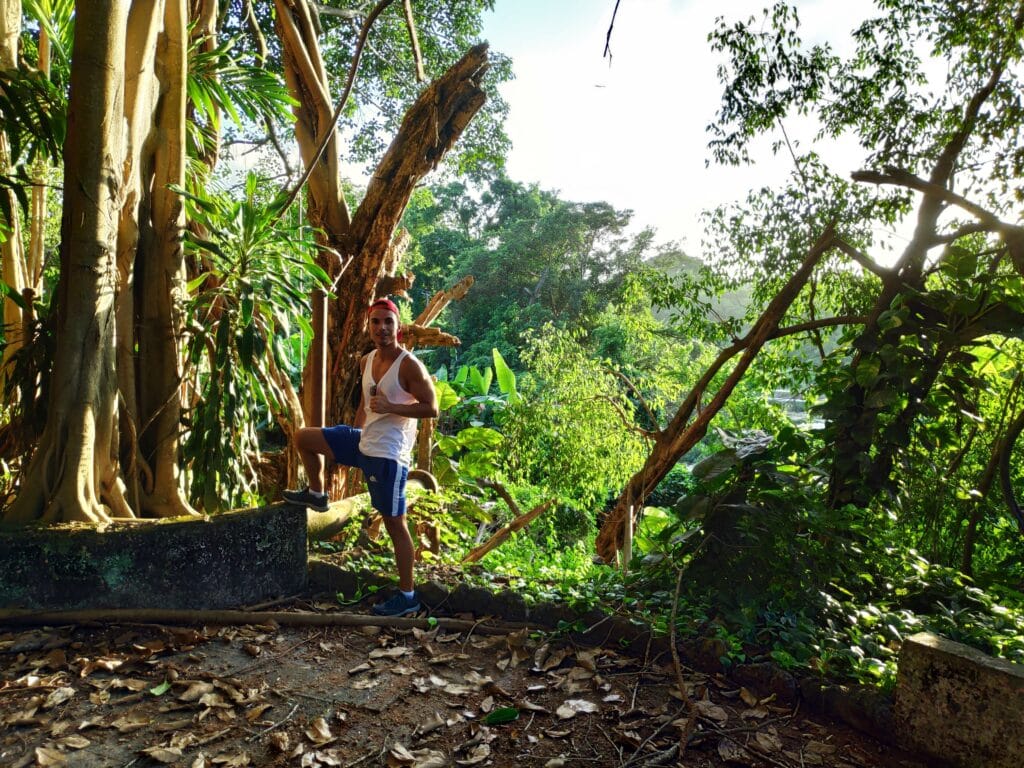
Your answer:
282,427 -> 331,512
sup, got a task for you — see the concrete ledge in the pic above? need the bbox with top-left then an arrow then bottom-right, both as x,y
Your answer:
894,631 -> 1024,768
0,504 -> 307,611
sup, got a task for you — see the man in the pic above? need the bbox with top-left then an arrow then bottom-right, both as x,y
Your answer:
283,298 -> 439,617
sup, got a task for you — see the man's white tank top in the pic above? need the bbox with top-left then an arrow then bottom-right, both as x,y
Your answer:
359,349 -> 422,466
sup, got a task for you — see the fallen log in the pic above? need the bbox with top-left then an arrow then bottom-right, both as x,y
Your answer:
0,608 -> 526,635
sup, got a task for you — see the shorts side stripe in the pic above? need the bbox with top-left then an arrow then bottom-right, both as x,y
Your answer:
390,468 -> 402,516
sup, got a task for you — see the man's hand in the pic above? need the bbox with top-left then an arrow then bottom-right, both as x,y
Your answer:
368,391 -> 393,413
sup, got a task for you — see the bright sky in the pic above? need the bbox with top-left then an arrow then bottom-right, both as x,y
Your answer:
479,0 -> 875,256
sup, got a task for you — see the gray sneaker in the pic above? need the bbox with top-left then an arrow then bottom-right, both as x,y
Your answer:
281,486 -> 329,512
372,592 -> 421,617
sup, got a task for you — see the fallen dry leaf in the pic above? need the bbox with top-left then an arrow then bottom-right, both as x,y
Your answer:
55,734 -> 90,749
369,646 -> 409,660
387,742 -> 417,765
413,711 -> 445,737
245,702 -> 272,723
211,752 -> 250,766
111,712 -> 152,733
42,687 -> 75,709
755,729 -> 783,752
455,744 -> 491,766
304,715 -> 333,745
140,746 -> 184,764
718,737 -> 753,765
34,746 -> 67,766
555,698 -> 598,719
695,698 -> 730,724
409,749 -> 447,768
170,731 -> 199,749
178,681 -> 215,702
268,731 -> 289,753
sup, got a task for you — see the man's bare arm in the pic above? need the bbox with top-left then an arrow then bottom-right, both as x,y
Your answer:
370,356 -> 438,419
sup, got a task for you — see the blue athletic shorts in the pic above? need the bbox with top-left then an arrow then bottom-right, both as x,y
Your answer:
321,425 -> 408,517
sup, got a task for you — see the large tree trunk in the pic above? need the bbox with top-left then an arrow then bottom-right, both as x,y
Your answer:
27,22 -> 48,292
5,0 -> 129,524
113,0 -> 194,519
136,0 -> 193,518
594,228 -> 837,563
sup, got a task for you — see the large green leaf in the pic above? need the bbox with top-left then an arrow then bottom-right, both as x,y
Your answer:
492,347 -> 519,402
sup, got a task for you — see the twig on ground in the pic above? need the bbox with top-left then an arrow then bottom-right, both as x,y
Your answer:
630,631 -> 654,711
621,704 -> 689,768
640,743 -> 678,767
242,595 -> 301,612
250,702 -> 299,740
229,631 -> 322,676
195,726 -> 234,747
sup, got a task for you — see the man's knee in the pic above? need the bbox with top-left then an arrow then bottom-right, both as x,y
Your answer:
294,427 -> 325,452
382,514 -> 409,536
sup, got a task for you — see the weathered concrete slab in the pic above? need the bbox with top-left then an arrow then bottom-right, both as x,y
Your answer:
893,631 -> 1024,768
0,504 -> 306,611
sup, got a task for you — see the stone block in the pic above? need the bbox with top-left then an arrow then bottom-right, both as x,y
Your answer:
893,631 -> 1024,768
0,504 -> 307,611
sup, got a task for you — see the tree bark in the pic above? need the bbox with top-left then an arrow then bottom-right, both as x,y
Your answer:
4,0 -> 129,524
594,227 -> 837,563
136,0 -> 194,518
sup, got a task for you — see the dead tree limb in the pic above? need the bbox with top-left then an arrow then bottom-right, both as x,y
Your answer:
463,500 -> 554,563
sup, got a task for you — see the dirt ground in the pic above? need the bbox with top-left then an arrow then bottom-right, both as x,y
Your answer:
0,598 -> 933,768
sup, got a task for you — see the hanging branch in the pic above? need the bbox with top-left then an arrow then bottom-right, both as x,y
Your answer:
402,0 -> 426,82
603,0 -> 622,60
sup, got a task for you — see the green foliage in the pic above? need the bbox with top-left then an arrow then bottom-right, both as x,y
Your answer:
186,34 -> 297,176
433,347 -> 519,431
405,177 -> 655,370
501,326 -> 647,517
177,174 -> 327,511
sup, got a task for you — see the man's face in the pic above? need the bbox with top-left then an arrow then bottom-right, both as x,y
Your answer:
368,307 -> 399,346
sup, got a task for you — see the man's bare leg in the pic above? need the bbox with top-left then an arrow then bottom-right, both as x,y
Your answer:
293,427 -> 329,492
382,514 -> 415,593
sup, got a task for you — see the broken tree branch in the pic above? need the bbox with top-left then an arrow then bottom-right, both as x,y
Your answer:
462,500 -> 554,563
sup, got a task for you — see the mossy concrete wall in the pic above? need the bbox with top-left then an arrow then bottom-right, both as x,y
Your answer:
894,631 -> 1024,768
0,504 -> 306,610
